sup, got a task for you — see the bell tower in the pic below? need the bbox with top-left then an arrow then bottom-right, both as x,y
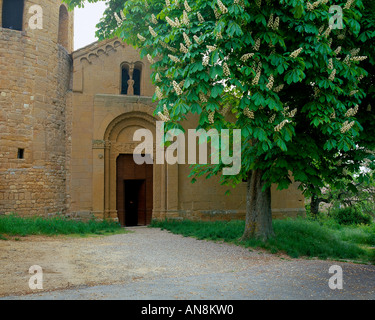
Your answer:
0,0 -> 74,216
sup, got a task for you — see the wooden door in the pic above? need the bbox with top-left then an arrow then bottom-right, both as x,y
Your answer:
116,155 -> 153,227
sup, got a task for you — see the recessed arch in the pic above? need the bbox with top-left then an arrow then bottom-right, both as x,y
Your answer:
58,5 -> 69,49
104,111 -> 156,142
102,110 -> 156,226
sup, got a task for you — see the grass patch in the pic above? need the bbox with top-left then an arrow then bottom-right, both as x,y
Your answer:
151,218 -> 375,264
0,214 -> 125,239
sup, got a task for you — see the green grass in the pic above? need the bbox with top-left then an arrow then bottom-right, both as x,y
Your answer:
150,218 -> 375,264
0,214 -> 125,239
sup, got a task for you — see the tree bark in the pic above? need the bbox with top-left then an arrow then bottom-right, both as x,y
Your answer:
241,169 -> 275,242
310,193 -> 331,216
310,194 -> 321,217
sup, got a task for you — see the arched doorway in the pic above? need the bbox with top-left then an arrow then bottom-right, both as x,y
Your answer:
100,109 -> 157,225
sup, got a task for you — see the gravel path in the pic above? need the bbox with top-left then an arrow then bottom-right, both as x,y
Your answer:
0,227 -> 374,300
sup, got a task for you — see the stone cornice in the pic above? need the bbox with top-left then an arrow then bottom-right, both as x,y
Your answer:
72,37 -> 126,65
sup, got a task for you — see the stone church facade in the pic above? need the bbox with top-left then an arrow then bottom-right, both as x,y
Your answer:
0,0 -> 305,226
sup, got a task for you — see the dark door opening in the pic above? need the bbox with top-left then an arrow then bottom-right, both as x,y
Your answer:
116,154 -> 153,227
124,180 -> 146,227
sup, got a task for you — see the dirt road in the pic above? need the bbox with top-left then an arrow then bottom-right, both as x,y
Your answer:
0,227 -> 374,299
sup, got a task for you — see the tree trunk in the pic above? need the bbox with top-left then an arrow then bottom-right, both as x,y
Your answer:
310,194 -> 320,217
241,169 -> 275,242
310,193 -> 331,217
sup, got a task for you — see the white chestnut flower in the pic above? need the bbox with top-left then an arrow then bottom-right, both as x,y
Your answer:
184,0 -> 192,12
223,62 -> 230,77
199,91 -> 208,103
217,0 -> 228,14
183,32 -> 192,47
328,58 -> 333,70
180,43 -> 189,54
343,55 -> 351,64
168,54 -> 180,63
214,7 -> 221,20
266,74 -> 274,90
182,10 -> 190,25
207,45 -> 217,52
202,55 -> 210,66
166,17 -> 175,27
172,81 -> 183,95
114,12 -> 122,25
344,0 -> 355,10
163,105 -> 170,116
252,70 -> 261,86
329,69 -> 337,81
322,26 -> 332,38
290,47 -> 303,58
288,108 -> 297,118
267,14 -> 274,29
149,26 -> 157,37
155,73 -> 162,82
240,53 -> 255,62
151,14 -> 158,24
345,105 -> 359,117
253,39 -> 261,51
197,12 -> 205,23
208,111 -> 215,124
137,33 -> 146,42
350,48 -> 360,56
158,105 -> 171,122
158,112 -> 170,122
273,84 -> 284,93
274,120 -> 290,132
147,54 -> 155,64
334,46 -> 342,55
155,86 -> 163,100
273,17 -> 280,30
269,114 -> 276,123
350,56 -> 368,62
306,2 -> 314,11
341,121 -> 355,133
244,107 -> 255,119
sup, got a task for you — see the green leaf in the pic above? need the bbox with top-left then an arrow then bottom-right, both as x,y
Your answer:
211,84 -> 223,98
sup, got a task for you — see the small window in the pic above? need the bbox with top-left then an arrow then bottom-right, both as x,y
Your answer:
121,66 -> 130,95
17,148 -> 25,159
133,67 -> 141,96
2,0 -> 24,31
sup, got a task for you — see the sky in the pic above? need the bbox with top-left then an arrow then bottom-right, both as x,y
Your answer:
74,1 -> 107,50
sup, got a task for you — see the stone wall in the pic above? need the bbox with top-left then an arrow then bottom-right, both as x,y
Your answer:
0,0 -> 73,216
